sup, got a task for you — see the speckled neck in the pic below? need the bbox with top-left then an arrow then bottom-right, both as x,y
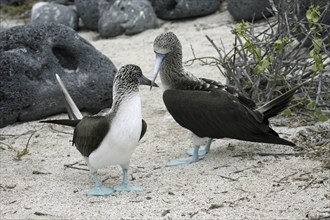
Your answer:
159,48 -> 203,91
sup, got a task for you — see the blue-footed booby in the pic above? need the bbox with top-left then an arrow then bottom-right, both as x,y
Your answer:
151,32 -> 308,166
42,64 -> 152,196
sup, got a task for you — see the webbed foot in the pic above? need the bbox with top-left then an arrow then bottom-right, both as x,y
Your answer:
167,156 -> 201,166
86,186 -> 113,196
114,183 -> 143,192
115,167 -> 143,192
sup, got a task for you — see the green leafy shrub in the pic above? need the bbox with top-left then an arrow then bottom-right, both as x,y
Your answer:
187,0 -> 329,122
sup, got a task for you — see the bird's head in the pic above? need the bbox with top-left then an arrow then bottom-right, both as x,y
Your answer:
116,64 -> 155,87
115,64 -> 142,86
151,32 -> 182,89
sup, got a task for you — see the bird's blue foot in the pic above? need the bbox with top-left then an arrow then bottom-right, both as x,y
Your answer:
168,146 -> 201,166
114,167 -> 143,192
86,186 -> 113,196
86,171 -> 113,196
114,183 -> 143,192
186,146 -> 208,156
186,138 -> 212,156
167,156 -> 201,166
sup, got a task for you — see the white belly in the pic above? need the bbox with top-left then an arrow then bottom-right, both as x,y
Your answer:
88,94 -> 142,170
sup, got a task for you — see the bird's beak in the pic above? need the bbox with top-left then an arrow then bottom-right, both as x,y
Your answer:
151,52 -> 166,90
139,73 -> 158,87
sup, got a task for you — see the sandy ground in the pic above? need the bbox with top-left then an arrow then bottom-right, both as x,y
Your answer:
1,9 -> 330,220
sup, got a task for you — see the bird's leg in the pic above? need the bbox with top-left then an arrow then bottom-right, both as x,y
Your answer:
186,138 -> 213,156
86,171 -> 114,196
168,146 -> 201,166
114,167 -> 143,192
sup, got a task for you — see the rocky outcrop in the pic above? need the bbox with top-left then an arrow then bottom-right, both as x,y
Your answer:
0,24 -> 117,127
98,0 -> 159,38
228,0 -> 272,21
149,0 -> 220,20
31,2 -> 79,30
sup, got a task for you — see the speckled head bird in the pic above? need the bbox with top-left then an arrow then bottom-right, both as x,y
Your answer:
42,64 -> 152,196
151,32 -> 306,166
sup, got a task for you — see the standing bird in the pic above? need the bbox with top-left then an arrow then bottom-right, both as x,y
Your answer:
151,32 -> 307,166
42,64 -> 151,196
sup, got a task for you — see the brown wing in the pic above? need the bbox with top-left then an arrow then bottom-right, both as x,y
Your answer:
199,78 -> 257,110
163,89 -> 294,146
73,116 -> 110,157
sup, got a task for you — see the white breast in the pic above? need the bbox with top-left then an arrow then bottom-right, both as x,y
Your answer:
88,93 -> 142,170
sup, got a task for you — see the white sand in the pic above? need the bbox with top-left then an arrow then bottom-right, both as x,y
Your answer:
1,9 -> 329,220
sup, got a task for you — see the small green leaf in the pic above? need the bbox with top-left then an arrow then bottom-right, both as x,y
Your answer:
274,39 -> 282,50
255,48 -> 262,61
307,101 -> 316,110
313,37 -> 323,53
254,58 -> 271,74
232,21 -> 249,36
306,4 -> 321,23
312,16 -> 319,23
261,59 -> 271,69
17,148 -> 29,157
273,38 -> 288,51
318,113 -> 328,122
306,10 -> 313,21
243,41 -> 251,49
244,41 -> 256,54
312,62 -> 324,71
268,54 -> 273,62
253,65 -> 262,75
282,108 -> 292,117
314,54 -> 322,63
311,108 -> 328,122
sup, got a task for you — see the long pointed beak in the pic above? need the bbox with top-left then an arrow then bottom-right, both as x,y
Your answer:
151,52 -> 166,90
139,73 -> 158,87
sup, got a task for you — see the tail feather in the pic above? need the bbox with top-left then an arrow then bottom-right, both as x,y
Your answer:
268,127 -> 295,146
257,79 -> 310,119
40,119 -> 80,127
55,74 -> 83,120
39,74 -> 83,126
262,134 -> 296,146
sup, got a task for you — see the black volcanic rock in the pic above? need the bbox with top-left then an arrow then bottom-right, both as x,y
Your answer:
149,0 -> 220,20
228,0 -> 272,21
31,2 -> 79,30
98,0 -> 159,38
75,0 -> 102,31
0,24 -> 117,128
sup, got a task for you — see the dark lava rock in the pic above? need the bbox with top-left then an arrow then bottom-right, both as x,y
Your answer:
31,2 -> 79,30
98,0 -> 159,38
75,0 -> 102,31
149,0 -> 220,20
0,24 -> 117,128
0,0 -> 24,6
228,0 -> 272,21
